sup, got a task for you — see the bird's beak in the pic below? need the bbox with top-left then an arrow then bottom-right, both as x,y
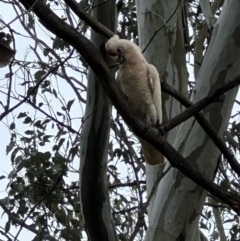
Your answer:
108,53 -> 124,64
118,56 -> 124,63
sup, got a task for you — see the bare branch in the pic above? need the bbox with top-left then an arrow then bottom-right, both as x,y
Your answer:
109,180 -> 146,189
142,0 -> 182,53
161,75 -> 240,133
63,0 -> 114,38
161,81 -> 240,177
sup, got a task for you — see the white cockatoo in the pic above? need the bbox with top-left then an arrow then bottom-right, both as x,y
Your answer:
105,35 -> 164,165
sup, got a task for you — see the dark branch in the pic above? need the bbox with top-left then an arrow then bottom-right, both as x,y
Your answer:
161,81 -> 240,177
161,75 -> 240,133
27,100 -> 80,136
109,180 -> 146,189
0,54 -> 73,121
63,0 -> 114,38
112,206 -> 138,215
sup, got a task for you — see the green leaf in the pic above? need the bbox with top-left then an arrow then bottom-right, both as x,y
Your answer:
8,170 -> 16,179
58,138 -> 65,149
17,112 -> 27,119
34,120 -> 43,129
199,221 -> 208,230
15,156 -> 23,165
43,48 -> 51,56
6,142 -> 16,155
52,36 -> 68,51
42,119 -> 51,126
67,99 -> 75,112
41,80 -> 51,88
69,145 -> 78,159
5,72 -> 13,78
34,70 -> 46,81
10,122 -> 15,130
23,116 -> 32,124
52,88 -> 57,98
27,86 -> 38,96
56,112 -> 64,116
5,220 -> 10,233
10,147 -> 21,164
43,135 -> 53,142
25,130 -> 35,135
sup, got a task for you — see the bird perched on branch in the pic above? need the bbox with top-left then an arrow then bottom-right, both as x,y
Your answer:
105,35 -> 164,165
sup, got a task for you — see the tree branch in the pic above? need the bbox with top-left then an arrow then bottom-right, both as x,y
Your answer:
18,0 -> 240,215
161,81 -> 240,177
27,100 -> 80,136
63,0 -> 114,38
161,75 -> 240,133
109,180 -> 146,189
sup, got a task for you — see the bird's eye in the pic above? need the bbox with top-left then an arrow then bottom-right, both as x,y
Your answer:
117,47 -> 124,55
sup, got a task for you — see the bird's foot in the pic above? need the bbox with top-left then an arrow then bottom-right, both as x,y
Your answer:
144,119 -> 151,135
156,122 -> 166,136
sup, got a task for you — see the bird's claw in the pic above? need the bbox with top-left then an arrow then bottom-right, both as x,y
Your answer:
144,119 -> 151,135
156,121 -> 166,136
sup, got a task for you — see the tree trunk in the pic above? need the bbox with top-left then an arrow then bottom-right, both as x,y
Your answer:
137,1 -> 240,240
79,2 -> 118,241
136,0 -> 188,228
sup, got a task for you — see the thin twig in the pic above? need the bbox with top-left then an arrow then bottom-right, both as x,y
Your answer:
143,9 -> 172,32
109,180 -> 146,189
13,52 -> 74,241
63,0 -> 114,38
0,200 -> 57,241
27,100 -> 80,135
0,0 -> 39,30
142,0 -> 182,53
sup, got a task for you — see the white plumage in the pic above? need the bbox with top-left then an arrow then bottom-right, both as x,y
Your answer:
105,35 -> 164,165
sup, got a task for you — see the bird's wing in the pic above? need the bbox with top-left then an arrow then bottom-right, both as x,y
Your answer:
147,64 -> 162,124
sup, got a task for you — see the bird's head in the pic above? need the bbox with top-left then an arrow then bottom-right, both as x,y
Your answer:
105,35 -> 141,64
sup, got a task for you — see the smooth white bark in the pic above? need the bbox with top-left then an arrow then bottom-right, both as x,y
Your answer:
136,1 -> 188,225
